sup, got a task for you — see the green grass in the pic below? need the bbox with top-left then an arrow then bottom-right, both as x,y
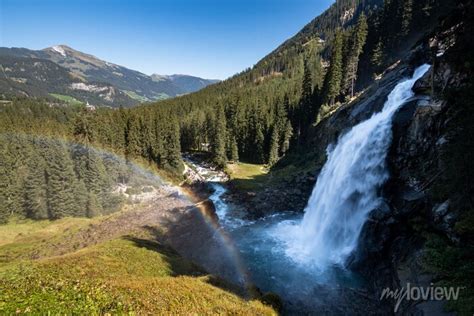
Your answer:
226,152 -> 324,192
0,217 -> 93,266
123,90 -> 150,103
0,217 -> 276,315
152,93 -> 170,100
49,93 -> 84,105
226,162 -> 268,191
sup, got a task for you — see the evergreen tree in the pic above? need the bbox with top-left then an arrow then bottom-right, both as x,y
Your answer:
86,192 -> 101,218
43,141 -> 80,219
73,109 -> 93,143
343,14 -> 368,98
125,115 -> 141,159
254,123 -> 265,164
0,139 -> 13,223
275,95 -> 293,154
211,107 -> 228,167
73,146 -> 109,212
230,136 -> 239,162
296,60 -> 313,142
371,40 -> 385,69
151,116 -> 164,166
163,118 -> 182,172
324,29 -> 345,105
268,127 -> 280,166
24,159 -> 48,219
281,121 -> 293,155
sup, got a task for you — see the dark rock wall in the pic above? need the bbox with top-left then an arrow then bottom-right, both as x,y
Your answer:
349,51 -> 465,314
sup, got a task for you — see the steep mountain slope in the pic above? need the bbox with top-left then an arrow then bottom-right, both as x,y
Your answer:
141,0 -> 451,168
253,0 -> 383,76
0,45 -> 218,107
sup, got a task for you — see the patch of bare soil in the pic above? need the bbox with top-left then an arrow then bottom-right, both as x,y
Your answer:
47,193 -> 188,254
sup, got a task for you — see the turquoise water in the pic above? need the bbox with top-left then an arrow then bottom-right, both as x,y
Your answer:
209,183 -> 366,313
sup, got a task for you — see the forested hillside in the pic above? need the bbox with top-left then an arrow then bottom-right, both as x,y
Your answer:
0,98 -> 184,222
131,0 -> 449,169
0,0 -> 459,223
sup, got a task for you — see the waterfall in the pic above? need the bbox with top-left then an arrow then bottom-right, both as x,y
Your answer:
277,64 -> 430,269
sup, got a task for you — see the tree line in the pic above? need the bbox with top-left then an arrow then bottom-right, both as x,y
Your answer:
0,0 -> 453,223
0,133 -> 127,223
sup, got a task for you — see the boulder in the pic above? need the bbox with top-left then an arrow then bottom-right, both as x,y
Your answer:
412,69 -> 432,94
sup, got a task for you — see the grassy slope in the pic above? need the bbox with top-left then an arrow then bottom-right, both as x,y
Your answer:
123,90 -> 150,103
226,162 -> 268,191
49,93 -> 84,106
227,148 -> 324,192
0,217 -> 275,315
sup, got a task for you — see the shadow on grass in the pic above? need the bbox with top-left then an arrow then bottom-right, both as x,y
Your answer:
228,151 -> 324,194
122,230 -> 207,278
125,206 -> 255,299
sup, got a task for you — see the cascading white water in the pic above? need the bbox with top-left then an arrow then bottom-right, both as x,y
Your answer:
276,64 -> 430,269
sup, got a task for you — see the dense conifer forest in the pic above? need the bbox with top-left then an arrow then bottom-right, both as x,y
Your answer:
1,0 -> 474,314
0,0 -> 460,218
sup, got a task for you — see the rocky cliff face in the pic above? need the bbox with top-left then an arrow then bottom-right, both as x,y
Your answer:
229,54 -> 429,218
227,16 -> 469,312
348,37 -> 467,313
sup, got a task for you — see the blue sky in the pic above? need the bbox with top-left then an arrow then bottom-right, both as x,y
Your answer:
0,0 -> 334,79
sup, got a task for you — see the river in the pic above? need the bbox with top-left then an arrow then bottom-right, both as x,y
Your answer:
184,157 -> 366,314
181,65 -> 430,314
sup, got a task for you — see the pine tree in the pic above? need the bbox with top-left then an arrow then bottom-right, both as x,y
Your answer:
254,122 -> 265,164
73,109 -> 93,143
281,121 -> 293,155
275,96 -> 289,135
230,136 -> 239,162
43,141 -> 80,219
268,127 -> 280,166
73,146 -> 109,213
24,159 -> 48,219
86,192 -> 101,218
125,115 -> 141,159
275,95 -> 293,154
162,118 -> 182,172
297,60 -> 313,142
75,179 -> 89,217
343,14 -> 368,98
151,116 -> 164,166
325,29 -> 345,105
371,40 -> 385,69
0,138 -> 13,223
211,107 -> 228,167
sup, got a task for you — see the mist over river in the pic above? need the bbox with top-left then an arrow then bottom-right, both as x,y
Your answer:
183,65 -> 431,313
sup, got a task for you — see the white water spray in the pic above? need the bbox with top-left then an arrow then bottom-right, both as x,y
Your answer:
276,65 -> 430,269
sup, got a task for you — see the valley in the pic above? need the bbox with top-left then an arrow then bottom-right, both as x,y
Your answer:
1,0 -> 474,314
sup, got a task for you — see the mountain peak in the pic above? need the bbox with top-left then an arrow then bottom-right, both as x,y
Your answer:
48,45 -> 69,57
44,44 -> 84,56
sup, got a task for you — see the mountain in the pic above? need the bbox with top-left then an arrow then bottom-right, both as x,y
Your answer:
0,45 -> 218,107
1,0 -> 472,314
151,74 -> 220,94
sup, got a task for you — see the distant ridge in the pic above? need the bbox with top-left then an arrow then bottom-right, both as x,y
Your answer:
0,45 -> 219,107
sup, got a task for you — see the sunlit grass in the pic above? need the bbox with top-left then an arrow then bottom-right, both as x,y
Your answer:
49,93 -> 84,105
0,217 -> 276,315
123,90 -> 150,102
226,162 -> 268,191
